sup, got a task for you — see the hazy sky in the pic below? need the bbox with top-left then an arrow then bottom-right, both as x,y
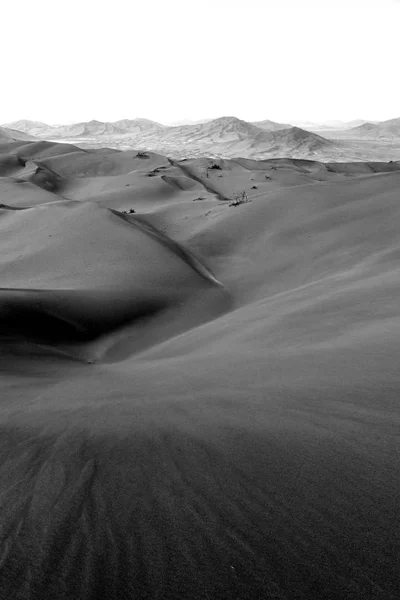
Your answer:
2,0 -> 399,125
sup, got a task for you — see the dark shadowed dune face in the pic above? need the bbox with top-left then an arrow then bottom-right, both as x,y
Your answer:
0,139 -> 399,600
0,152 -> 27,177
0,195 -> 230,363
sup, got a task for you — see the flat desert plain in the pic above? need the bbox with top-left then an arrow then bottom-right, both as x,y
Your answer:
0,138 -> 399,599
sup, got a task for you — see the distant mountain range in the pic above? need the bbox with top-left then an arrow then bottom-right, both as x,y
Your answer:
4,116 -> 290,137
346,118 -> 400,138
3,118 -> 164,139
158,116 -> 290,142
251,119 -> 291,131
6,117 -> 399,138
167,118 -> 214,126
2,116 -> 400,161
1,116 -> 332,159
121,117 -> 333,158
291,119 -> 381,131
0,125 -> 36,143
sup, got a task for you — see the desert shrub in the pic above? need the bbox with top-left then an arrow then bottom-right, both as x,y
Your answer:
136,151 -> 149,158
251,185 -> 258,189
209,163 -> 222,170
193,196 -> 206,201
229,191 -> 250,207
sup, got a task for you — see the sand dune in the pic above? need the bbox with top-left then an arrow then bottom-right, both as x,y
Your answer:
0,138 -> 399,599
0,195 -> 228,362
0,177 -> 61,207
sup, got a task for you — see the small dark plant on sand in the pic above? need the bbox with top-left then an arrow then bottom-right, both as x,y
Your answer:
209,163 -> 222,170
229,191 -> 250,207
136,151 -> 149,158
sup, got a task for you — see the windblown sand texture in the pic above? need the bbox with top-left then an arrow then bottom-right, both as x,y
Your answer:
0,138 -> 400,599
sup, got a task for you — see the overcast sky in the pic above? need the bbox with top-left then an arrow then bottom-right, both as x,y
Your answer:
2,0 -> 399,125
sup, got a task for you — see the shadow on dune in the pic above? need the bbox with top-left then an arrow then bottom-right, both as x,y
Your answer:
0,279 -> 231,366
0,287 -> 166,364
0,211 -> 231,364
0,203 -> 27,211
0,195 -> 232,365
0,287 -> 166,341
0,152 -> 26,176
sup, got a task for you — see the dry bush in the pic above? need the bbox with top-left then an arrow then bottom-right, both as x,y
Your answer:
229,191 -> 250,207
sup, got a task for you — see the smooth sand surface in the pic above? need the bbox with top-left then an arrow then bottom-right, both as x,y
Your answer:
0,141 -> 399,599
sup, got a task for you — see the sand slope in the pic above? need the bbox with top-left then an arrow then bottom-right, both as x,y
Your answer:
0,139 -> 399,599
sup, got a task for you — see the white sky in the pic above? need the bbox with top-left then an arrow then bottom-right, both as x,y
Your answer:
2,0 -> 399,125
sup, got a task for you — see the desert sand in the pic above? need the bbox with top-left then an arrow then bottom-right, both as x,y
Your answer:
0,138 -> 400,599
